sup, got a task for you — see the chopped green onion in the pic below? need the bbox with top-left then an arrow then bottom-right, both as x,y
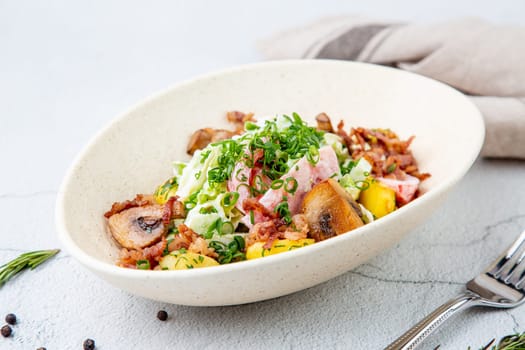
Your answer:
253,174 -> 269,193
245,122 -> 259,131
209,235 -> 246,264
306,145 -> 320,165
199,206 -> 218,214
340,159 -> 358,176
220,221 -> 234,235
355,180 -> 370,191
221,192 -> 239,207
163,238 -> 174,256
274,197 -> 292,224
184,191 -> 200,210
235,168 -> 248,182
136,260 -> 150,270
270,179 -> 284,190
200,150 -> 211,163
284,177 -> 298,194
386,163 -> 397,174
234,235 -> 245,250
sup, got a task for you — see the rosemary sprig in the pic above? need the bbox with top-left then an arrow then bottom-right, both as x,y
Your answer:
0,249 -> 60,287
482,333 -> 525,350
461,333 -> 525,350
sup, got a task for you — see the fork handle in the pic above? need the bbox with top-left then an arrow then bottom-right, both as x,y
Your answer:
384,292 -> 480,350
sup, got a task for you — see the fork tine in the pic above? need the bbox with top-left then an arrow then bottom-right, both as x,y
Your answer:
514,271 -> 525,290
487,230 -> 525,279
505,249 -> 525,287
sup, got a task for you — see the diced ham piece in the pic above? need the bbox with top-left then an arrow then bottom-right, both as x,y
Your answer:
227,149 -> 268,212
233,146 -> 340,228
377,174 -> 420,205
228,161 -> 251,209
312,146 -> 341,182
256,145 -> 340,220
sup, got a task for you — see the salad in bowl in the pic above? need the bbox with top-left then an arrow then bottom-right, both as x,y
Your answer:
104,111 -> 429,271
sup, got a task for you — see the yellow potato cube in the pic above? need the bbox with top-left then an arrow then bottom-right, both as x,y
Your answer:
246,239 -> 315,260
159,251 -> 219,270
358,179 -> 396,218
154,177 -> 178,204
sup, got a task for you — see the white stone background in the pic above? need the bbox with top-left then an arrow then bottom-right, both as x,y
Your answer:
1,0 -> 525,349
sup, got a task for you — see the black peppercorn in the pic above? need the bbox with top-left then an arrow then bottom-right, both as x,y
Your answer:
157,310 -> 168,321
5,314 -> 16,325
83,338 -> 95,350
1,325 -> 12,337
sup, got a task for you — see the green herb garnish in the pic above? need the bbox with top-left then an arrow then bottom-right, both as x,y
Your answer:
0,249 -> 60,287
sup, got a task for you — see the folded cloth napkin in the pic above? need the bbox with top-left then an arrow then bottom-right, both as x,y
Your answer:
259,16 -> 525,159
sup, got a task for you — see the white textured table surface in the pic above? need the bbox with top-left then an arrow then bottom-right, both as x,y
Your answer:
1,1 -> 525,349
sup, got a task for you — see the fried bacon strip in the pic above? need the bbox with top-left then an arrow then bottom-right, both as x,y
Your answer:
117,237 -> 167,269
242,197 -> 279,221
104,194 -> 154,218
167,224 -> 217,258
246,214 -> 309,249
334,118 -> 430,181
162,196 -> 185,225
226,111 -> 255,133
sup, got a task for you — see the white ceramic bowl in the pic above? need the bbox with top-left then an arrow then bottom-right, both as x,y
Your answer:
56,60 -> 484,306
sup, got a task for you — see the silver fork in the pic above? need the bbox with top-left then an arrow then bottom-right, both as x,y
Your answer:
386,229 -> 525,350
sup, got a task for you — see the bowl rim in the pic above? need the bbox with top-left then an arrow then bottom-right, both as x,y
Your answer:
55,59 -> 485,280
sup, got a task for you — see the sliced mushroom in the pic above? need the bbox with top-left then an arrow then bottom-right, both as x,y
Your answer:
301,179 -> 364,241
107,204 -> 166,249
187,128 -> 213,155
210,129 -> 235,143
186,111 -> 255,155
186,128 -> 234,155
315,113 -> 335,133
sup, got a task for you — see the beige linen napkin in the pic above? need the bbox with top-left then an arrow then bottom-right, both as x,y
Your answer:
259,16 -> 525,159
